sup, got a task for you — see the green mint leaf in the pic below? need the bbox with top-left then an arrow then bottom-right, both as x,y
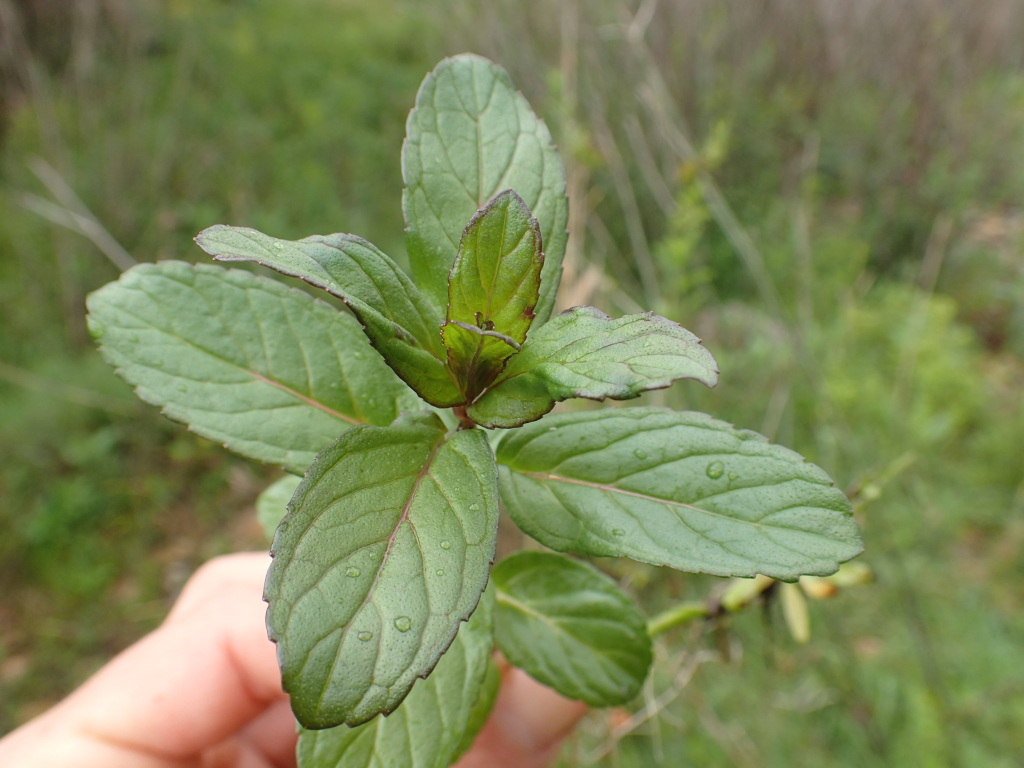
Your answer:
297,589 -> 496,768
86,262 -> 416,473
449,655 -> 501,763
266,412 -> 499,728
403,54 -> 568,324
443,189 -> 543,399
496,408 -> 862,580
469,307 -> 719,428
195,225 -> 462,407
492,551 -> 652,707
255,474 -> 302,543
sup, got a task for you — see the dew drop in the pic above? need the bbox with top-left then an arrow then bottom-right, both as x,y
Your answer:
345,566 -> 361,578
468,503 -> 480,512
633,448 -> 647,460
440,540 -> 451,550
728,471 -> 739,482
273,241 -> 284,249
611,528 -> 626,537
436,569 -> 445,577
706,461 -> 725,479
394,616 -> 412,632
357,631 -> 372,642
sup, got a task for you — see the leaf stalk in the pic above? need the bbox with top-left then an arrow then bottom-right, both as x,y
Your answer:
453,404 -> 477,430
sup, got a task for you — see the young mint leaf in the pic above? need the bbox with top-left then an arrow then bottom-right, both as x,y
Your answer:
492,551 -> 652,707
86,262 -> 417,473
195,225 -> 463,407
496,408 -> 863,580
403,54 -> 568,324
297,589 -> 496,768
443,189 -> 543,399
468,307 -> 719,428
266,412 -> 499,728
255,474 -> 302,542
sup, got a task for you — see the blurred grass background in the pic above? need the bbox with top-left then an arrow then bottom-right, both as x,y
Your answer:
1,0 -> 1022,765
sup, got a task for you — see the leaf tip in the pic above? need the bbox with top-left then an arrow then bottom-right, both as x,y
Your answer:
193,224 -> 227,253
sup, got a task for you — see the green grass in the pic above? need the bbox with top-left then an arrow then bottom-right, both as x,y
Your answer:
2,0 -> 1024,764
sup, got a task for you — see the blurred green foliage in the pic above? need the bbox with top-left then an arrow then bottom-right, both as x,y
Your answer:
0,0 -> 444,732
2,0 -> 1023,764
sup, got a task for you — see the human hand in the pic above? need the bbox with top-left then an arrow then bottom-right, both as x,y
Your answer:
0,553 -> 585,767
453,657 -> 587,768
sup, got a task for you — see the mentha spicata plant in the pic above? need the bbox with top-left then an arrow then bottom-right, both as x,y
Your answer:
86,54 -> 862,766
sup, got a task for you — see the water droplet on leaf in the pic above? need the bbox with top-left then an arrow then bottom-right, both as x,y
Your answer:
357,631 -> 372,642
394,616 -> 412,632
345,566 -> 360,578
440,540 -> 451,550
706,461 -> 725,479
468,503 -> 480,512
612,528 -> 625,537
273,241 -> 284,249
633,448 -> 647,460
436,569 -> 444,576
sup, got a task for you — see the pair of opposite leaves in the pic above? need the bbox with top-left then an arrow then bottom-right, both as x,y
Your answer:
194,187 -> 718,431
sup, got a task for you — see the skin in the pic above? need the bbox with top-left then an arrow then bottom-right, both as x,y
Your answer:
0,553 -> 586,768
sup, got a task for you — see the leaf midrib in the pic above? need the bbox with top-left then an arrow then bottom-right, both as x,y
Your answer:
363,434 -> 446,607
313,431 -> 447,715
247,369 -> 358,425
520,471 -> 796,529
111,285 -> 360,426
496,590 -> 632,682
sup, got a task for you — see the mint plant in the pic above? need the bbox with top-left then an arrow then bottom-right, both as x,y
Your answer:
86,54 -> 862,766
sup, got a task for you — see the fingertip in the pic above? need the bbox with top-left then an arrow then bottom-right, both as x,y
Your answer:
167,552 -> 272,622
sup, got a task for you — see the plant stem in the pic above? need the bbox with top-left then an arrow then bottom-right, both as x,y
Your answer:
452,404 -> 476,430
647,576 -> 780,637
646,600 -> 709,637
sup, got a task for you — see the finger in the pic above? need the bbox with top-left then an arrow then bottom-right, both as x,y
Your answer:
167,553 -> 272,622
455,666 -> 588,768
201,738 -> 284,768
4,553 -> 294,767
74,553 -> 289,758
235,698 -> 299,768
